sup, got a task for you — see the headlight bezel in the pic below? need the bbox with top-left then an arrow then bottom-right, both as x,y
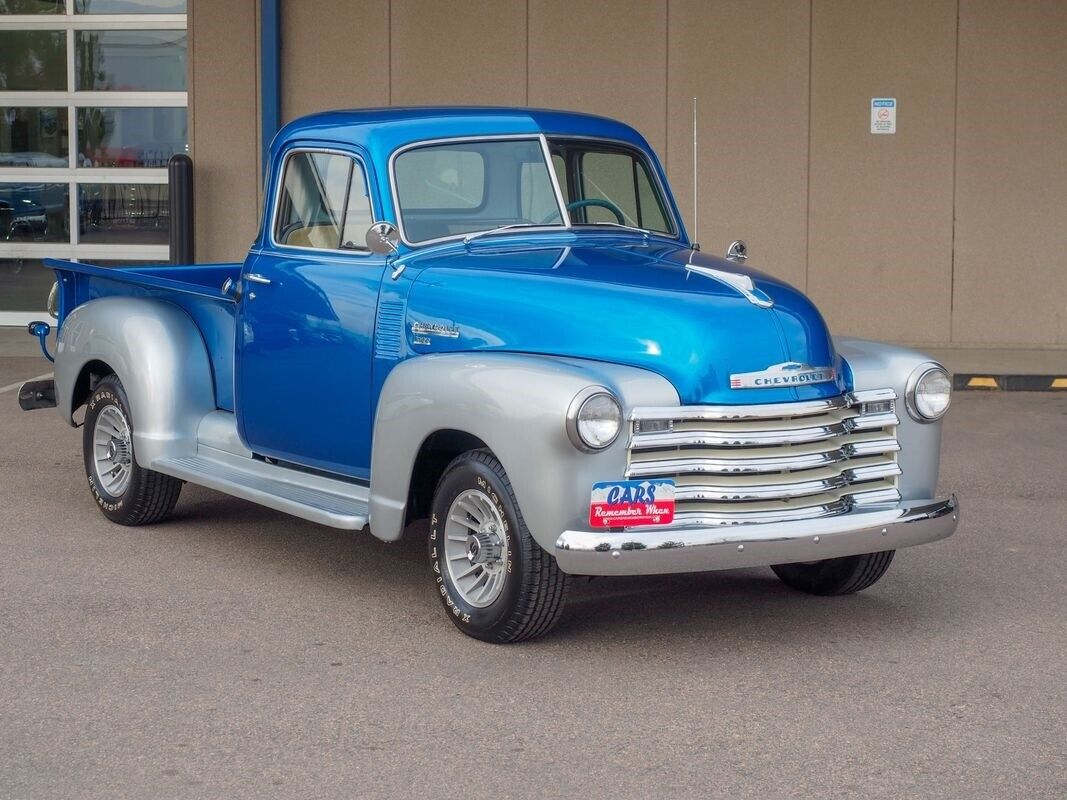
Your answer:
905,364 -> 952,423
566,387 -> 623,452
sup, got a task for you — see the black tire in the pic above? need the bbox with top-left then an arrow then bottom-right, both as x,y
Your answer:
771,550 -> 895,596
82,375 -> 182,526
428,450 -> 569,643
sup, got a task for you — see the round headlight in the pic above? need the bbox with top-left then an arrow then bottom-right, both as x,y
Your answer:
907,365 -> 951,422
567,389 -> 622,451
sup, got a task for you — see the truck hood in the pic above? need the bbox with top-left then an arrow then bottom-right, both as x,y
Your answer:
402,237 -> 848,405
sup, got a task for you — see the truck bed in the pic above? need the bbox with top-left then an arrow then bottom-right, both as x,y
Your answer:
45,259 -> 241,411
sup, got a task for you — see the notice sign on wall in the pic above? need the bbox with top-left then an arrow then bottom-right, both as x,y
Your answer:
871,98 -> 897,134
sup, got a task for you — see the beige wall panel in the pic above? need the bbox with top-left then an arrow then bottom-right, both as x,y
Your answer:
189,0 -> 261,262
391,0 -> 526,105
281,0 -> 389,123
666,0 -> 810,290
952,1 -> 1067,345
808,0 -> 956,343
527,0 -> 667,154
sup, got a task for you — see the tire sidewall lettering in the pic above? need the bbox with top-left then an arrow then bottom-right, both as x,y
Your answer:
429,459 -> 523,633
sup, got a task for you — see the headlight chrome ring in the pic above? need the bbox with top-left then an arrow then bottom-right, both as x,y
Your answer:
566,387 -> 623,452
905,364 -> 952,423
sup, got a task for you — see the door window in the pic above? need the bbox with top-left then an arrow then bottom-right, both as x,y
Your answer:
275,151 -> 374,251
578,150 -> 671,232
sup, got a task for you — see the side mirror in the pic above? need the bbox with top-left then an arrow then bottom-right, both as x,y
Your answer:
366,222 -> 401,255
726,240 -> 748,262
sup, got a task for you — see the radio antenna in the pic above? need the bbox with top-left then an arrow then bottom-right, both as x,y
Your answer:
692,96 -> 698,246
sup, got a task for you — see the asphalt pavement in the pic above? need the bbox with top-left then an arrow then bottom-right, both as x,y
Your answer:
0,365 -> 1064,799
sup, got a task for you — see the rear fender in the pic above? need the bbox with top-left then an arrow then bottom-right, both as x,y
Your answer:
55,296 -> 218,467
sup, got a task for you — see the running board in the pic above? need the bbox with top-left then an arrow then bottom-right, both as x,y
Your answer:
152,451 -> 370,530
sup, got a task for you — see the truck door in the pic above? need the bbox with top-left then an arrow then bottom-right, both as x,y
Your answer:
236,147 -> 385,479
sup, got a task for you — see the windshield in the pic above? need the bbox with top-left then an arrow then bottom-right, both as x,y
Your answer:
392,136 -> 676,245
394,138 -> 564,244
547,138 -> 674,235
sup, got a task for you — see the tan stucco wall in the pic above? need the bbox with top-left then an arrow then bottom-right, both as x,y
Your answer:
188,0 -> 1067,349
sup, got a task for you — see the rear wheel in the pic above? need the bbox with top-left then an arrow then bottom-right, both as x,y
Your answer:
772,550 -> 895,595
82,375 -> 182,526
428,450 -> 569,643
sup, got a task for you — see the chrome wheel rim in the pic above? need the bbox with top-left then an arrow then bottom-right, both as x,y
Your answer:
443,489 -> 509,608
93,405 -> 133,497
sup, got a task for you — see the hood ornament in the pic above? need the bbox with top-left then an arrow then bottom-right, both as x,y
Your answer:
685,261 -> 774,309
685,240 -> 772,308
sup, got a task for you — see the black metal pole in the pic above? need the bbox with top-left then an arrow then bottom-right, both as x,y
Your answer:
168,154 -> 194,265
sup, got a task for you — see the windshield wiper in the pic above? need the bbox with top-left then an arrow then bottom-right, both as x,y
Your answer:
463,222 -> 559,244
585,221 -> 652,238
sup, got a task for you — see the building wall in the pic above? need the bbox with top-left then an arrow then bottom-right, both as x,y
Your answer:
188,0 -> 1067,349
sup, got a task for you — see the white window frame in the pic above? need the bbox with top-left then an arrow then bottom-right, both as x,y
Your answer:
0,1 -> 186,326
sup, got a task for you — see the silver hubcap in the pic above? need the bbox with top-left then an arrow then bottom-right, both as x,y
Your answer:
443,489 -> 508,608
93,405 -> 133,497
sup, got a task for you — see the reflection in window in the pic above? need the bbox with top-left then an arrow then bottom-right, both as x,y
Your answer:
276,151 -> 372,250
77,107 -> 186,167
0,30 -> 67,91
79,183 -> 169,245
75,0 -> 186,12
75,30 -> 186,92
1,108 -> 68,167
0,183 -> 69,242
0,258 -> 55,312
0,0 -> 64,12
395,148 -> 485,209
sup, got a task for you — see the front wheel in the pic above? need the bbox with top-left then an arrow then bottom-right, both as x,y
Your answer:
428,450 -> 569,643
82,375 -> 182,526
771,550 -> 895,596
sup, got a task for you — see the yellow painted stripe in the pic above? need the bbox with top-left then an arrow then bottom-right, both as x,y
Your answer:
1051,378 -> 1067,389
967,376 -> 999,389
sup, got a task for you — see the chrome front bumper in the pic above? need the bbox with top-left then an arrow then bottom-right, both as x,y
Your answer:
554,495 -> 958,576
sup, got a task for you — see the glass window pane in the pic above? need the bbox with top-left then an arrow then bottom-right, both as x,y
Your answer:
520,161 -> 559,223
77,107 -> 186,167
276,151 -> 352,249
0,259 -> 55,312
0,182 -> 69,242
1,108 -> 68,167
578,150 -> 672,233
78,183 -> 169,244
580,151 -> 639,226
635,164 -> 669,232
395,148 -> 485,210
75,0 -> 187,12
0,1 -> 64,12
76,30 -> 187,92
0,31 -> 67,91
340,162 -> 373,249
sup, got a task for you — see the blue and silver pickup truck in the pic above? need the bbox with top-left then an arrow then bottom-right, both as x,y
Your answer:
19,107 -> 958,642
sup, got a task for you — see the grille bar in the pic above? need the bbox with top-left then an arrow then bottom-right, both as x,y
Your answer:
626,391 -> 900,527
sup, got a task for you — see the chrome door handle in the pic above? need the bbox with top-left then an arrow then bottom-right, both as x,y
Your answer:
245,273 -> 272,285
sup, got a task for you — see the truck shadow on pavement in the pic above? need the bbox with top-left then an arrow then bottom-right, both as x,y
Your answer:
166,484 -> 939,650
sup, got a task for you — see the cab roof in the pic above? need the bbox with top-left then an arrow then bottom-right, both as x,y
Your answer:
270,106 -> 653,162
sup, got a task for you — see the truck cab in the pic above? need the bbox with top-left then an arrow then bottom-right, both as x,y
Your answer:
22,107 -> 958,642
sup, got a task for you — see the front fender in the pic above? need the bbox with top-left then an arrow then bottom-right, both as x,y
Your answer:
368,353 -> 678,550
55,296 -> 217,467
836,337 -> 946,500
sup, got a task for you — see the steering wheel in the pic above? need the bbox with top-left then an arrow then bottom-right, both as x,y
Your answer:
540,198 -> 626,225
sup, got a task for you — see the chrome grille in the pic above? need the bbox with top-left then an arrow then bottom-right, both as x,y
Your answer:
627,389 -> 900,527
